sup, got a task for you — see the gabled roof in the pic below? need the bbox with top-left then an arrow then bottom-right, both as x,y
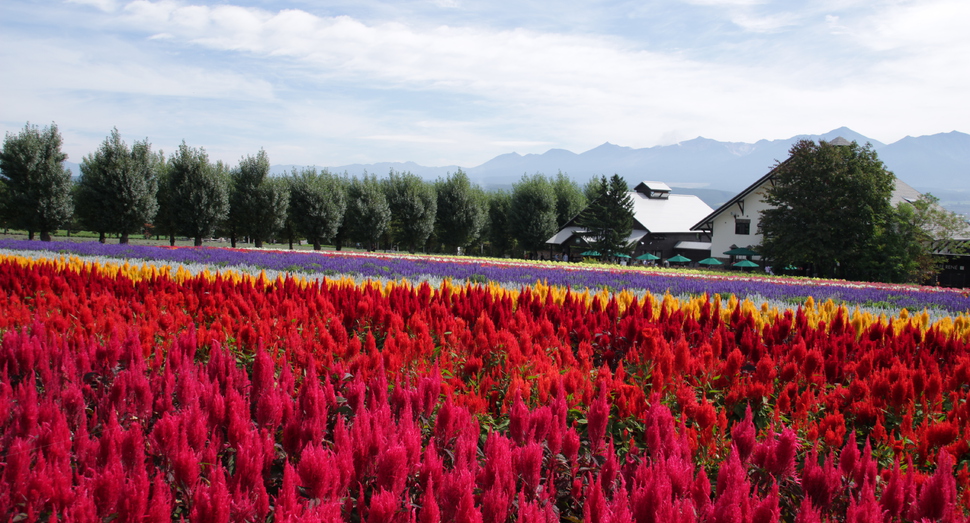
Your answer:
690,164 -> 781,232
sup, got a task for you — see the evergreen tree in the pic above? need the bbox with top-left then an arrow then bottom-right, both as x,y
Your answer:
288,167 -> 346,250
759,139 -> 895,279
576,174 -> 634,256
383,170 -> 436,253
510,173 -> 558,256
166,141 -> 229,246
435,169 -> 486,254
0,122 -> 74,241
75,128 -> 160,244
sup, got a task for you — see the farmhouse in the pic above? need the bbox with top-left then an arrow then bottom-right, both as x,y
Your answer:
546,181 -> 714,261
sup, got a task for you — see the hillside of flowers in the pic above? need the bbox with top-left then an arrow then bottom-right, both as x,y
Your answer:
3,239 -> 970,316
2,244 -> 970,521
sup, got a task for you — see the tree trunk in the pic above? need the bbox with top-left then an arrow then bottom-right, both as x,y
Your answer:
313,241 -> 321,250
169,234 -> 176,246
99,232 -> 106,243
40,231 -> 52,241
120,232 -> 129,244
255,238 -> 263,248
28,230 -> 34,240
230,234 -> 237,248
194,236 -> 203,247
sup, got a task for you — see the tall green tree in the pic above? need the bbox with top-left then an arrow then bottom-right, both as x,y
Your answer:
551,171 -> 586,227
435,169 -> 486,254
345,174 -> 391,251
758,139 -> 895,279
510,173 -> 558,256
881,194 -> 970,283
75,128 -> 160,244
383,170 -> 437,253
228,150 -> 288,248
166,142 -> 229,246
485,189 -> 515,257
153,158 -> 180,245
0,122 -> 74,241
583,176 -> 605,202
576,174 -> 634,256
288,167 -> 346,250
859,202 -> 926,284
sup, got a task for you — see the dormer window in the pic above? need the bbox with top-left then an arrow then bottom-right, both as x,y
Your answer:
634,181 -> 671,199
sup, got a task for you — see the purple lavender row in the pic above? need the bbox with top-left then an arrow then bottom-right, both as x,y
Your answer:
2,239 -> 968,314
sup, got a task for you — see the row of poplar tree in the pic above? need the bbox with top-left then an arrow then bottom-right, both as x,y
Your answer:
0,123 -> 627,257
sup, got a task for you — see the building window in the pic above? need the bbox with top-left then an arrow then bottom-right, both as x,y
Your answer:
735,219 -> 751,235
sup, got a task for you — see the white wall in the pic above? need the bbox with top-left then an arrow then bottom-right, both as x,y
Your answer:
709,183 -> 774,259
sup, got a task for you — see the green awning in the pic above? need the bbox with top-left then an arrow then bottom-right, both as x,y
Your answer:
733,259 -> 760,268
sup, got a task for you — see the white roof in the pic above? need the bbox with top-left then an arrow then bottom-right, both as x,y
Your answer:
546,226 -> 586,245
624,230 -> 649,246
630,192 -> 715,234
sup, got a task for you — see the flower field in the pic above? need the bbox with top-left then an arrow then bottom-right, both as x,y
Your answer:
2,244 -> 970,522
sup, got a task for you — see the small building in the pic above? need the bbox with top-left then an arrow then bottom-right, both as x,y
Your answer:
546,181 -> 715,261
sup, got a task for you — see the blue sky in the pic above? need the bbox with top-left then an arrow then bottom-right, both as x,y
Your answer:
1,0 -> 967,168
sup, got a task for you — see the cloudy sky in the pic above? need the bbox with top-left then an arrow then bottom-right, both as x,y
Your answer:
2,0 -> 967,168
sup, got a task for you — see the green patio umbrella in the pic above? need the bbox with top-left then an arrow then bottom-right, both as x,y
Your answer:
636,253 -> 660,261
732,259 -> 760,268
667,254 -> 691,263
698,257 -> 723,266
723,247 -> 759,256
615,253 -> 632,258
581,250 -> 601,256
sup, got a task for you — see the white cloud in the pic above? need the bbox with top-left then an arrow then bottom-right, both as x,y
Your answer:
2,0 -> 967,167
680,0 -> 766,6
729,12 -> 799,33
66,0 -> 119,12
850,0 -> 970,52
92,1 -> 966,156
0,36 -> 274,101
490,140 -> 556,148
362,134 -> 457,144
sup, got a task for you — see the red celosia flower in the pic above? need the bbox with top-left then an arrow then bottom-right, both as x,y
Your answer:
910,450 -> 958,522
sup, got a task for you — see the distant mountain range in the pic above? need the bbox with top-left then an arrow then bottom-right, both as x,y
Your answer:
306,127 -> 970,215
64,127 -> 970,215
